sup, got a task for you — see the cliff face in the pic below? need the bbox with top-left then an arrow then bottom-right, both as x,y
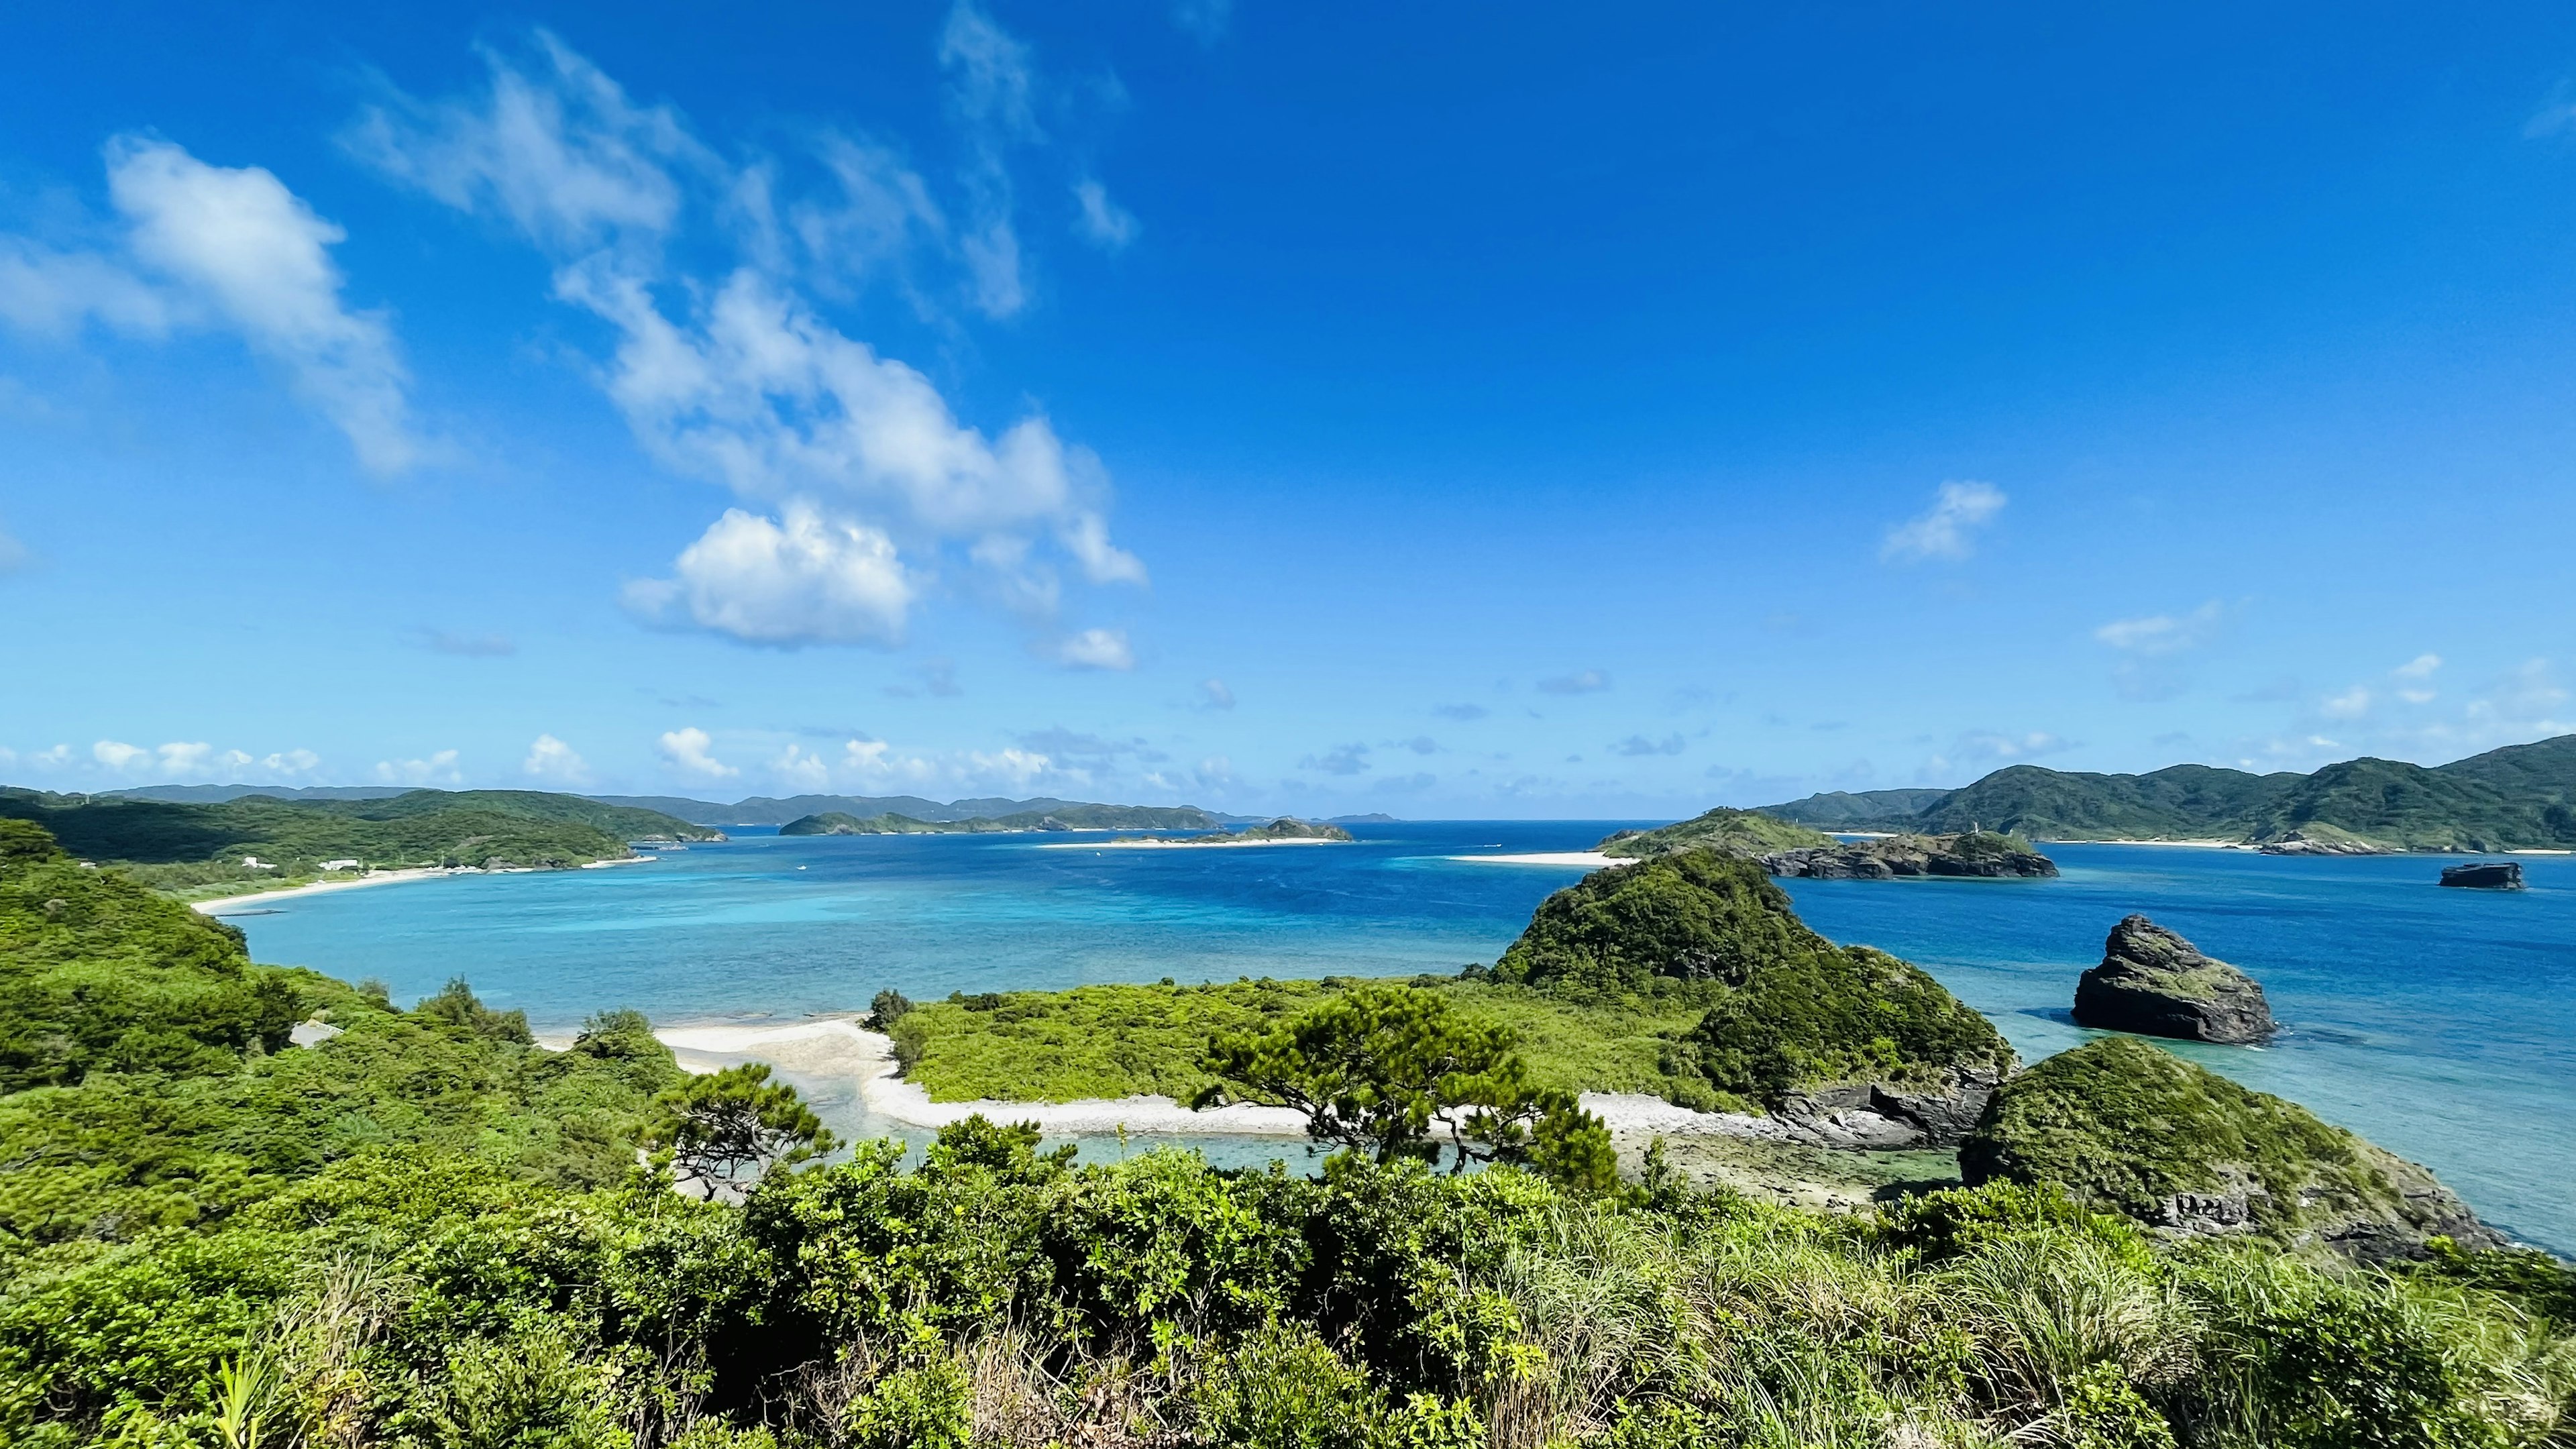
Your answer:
2072,915 -> 2276,1044
1763,832 -> 2058,880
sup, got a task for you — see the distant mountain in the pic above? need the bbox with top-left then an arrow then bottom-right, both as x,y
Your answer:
1757,735 -> 2576,852
590,792 -> 1229,827
1327,813 -> 1401,824
107,784 -> 417,804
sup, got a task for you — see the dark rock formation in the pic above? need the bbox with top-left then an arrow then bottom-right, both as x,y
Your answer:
1761,832 -> 2057,880
2439,861 -> 2526,891
1774,1065 -> 2003,1149
2072,915 -> 2275,1044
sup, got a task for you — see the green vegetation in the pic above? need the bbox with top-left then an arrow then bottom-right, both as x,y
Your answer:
780,802 -> 1222,835
885,977 -> 1711,1106
6,818 -> 2576,1447
1495,851 -> 2014,1109
1596,806 -> 1833,858
1962,1038 -> 2486,1252
0,787 -> 716,896
1196,984 -> 1617,1189
1759,733 -> 2576,850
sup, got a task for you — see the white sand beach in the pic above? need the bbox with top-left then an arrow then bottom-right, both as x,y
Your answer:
193,867 -> 460,915
644,1017 -> 1780,1140
1445,851 -> 1627,868
1038,836 -> 1348,850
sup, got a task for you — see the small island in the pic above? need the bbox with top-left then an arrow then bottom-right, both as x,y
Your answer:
1599,807 -> 2057,879
778,803 -> 1222,836
1102,817 -> 1355,847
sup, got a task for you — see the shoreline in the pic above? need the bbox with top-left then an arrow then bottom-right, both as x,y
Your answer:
1446,851 -> 1628,867
640,1017 -> 1791,1142
193,867 -> 461,915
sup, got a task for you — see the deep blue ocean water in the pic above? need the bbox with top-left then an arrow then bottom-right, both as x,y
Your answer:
219,822 -> 2576,1251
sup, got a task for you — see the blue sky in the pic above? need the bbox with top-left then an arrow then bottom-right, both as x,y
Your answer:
3,2 -> 2573,815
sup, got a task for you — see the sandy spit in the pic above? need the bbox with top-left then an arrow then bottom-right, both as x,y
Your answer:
643,1018 -> 1785,1141
1444,851 -> 1627,868
192,867 -> 461,915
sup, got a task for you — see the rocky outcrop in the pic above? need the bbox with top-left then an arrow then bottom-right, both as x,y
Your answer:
2258,829 -> 2392,856
2072,915 -> 2275,1044
1962,1036 -> 2502,1262
1762,832 -> 2058,880
1776,1065 -> 2003,1149
2439,861 -> 2526,890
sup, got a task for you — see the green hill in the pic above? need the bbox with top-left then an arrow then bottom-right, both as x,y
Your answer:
0,787 -> 716,895
1759,733 -> 2576,851
1595,806 -> 1833,859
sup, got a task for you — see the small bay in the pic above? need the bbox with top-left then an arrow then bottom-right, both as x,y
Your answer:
223,823 -> 2576,1251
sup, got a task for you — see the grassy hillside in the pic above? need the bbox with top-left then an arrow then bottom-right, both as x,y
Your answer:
1760,733 -> 2576,849
0,787 -> 714,894
885,977 -> 1713,1106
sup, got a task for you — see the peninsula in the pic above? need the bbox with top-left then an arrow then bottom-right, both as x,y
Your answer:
1597,806 -> 2057,878
1102,816 -> 1354,846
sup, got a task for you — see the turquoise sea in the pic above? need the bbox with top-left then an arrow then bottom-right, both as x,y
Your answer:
218,822 -> 2576,1252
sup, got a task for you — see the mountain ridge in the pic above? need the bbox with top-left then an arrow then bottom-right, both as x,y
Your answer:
1758,734 -> 2576,851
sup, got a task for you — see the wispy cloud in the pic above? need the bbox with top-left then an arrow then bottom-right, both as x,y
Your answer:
374,749 -> 462,786
350,28 -> 1144,651
2094,601 -> 2224,656
1881,480 -> 2005,563
1536,668 -> 1610,696
0,137 -> 419,471
1613,733 -> 1686,757
1199,678 -> 1235,710
1071,178 -> 1138,250
1432,702 -> 1489,720
411,627 -> 516,657
1053,627 -> 1135,670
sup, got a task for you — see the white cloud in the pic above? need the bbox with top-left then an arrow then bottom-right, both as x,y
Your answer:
967,747 -> 1052,786
353,32 -> 1145,649
2394,653 -> 2442,680
344,32 -> 705,252
0,138 -> 419,472
523,733 -> 590,784
1053,627 -> 1135,670
2320,686 -> 2372,720
939,1 -> 1039,319
1613,734 -> 1686,757
1200,678 -> 1235,710
2094,601 -> 2224,656
627,504 -> 914,647
374,749 -> 462,786
659,727 -> 737,780
771,744 -> 832,790
1071,178 -> 1138,250
1536,668 -> 1611,696
92,740 -> 151,772
1881,480 -> 2006,563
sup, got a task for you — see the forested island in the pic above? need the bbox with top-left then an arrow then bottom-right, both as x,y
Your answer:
1106,818 -> 1355,846
1599,806 -> 2059,878
7,818 -> 2571,1448
0,786 -> 716,899
1761,733 -> 2576,852
780,803 -> 1221,836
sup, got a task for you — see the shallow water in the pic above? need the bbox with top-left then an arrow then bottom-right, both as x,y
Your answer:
223,824 -> 2576,1250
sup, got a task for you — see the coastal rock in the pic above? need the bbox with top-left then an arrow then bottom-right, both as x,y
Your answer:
1775,1065 -> 2003,1149
1962,1036 -> 2504,1262
2072,914 -> 2275,1044
1762,832 -> 2058,881
2439,861 -> 2526,891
